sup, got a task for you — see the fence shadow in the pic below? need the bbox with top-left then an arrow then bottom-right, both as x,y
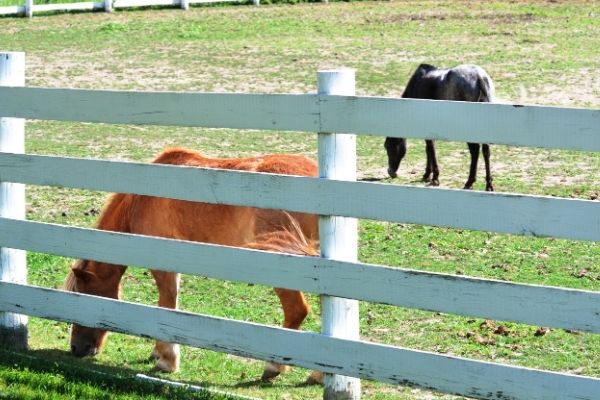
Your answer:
0,349 -> 226,399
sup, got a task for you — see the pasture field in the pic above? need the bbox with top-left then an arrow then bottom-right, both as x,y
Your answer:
1,0 -> 600,399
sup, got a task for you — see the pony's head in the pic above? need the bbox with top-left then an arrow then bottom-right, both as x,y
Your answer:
65,260 -> 123,358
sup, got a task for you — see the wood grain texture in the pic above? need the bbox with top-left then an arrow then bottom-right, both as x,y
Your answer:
319,96 -> 600,151
1,152 -> 598,242
318,69 -> 361,399
1,281 -> 599,400
0,5 -> 25,15
0,87 -> 599,151
0,87 -> 319,131
0,52 -> 27,349
31,1 -> 104,11
2,217 -> 600,333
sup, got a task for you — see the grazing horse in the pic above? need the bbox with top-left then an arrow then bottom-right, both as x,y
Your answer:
384,63 -> 496,191
65,147 -> 319,382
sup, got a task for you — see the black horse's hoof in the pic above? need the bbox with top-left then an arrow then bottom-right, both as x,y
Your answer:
430,179 -> 439,187
387,168 -> 398,179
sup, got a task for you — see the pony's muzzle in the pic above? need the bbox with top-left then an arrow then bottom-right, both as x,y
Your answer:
70,343 -> 98,357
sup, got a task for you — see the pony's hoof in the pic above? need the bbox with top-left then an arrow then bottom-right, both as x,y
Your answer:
154,359 -> 179,373
421,175 -> 431,183
260,369 -> 280,382
430,179 -> 439,187
261,362 -> 288,382
387,168 -> 397,179
305,371 -> 323,385
486,185 -> 494,192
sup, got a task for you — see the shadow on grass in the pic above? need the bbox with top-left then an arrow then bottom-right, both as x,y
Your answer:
0,349 -> 236,400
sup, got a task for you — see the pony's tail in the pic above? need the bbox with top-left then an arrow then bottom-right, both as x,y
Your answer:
94,192 -> 135,233
247,213 -> 319,257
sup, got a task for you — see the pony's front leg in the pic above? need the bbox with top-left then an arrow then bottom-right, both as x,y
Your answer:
151,270 -> 181,372
262,288 -> 311,382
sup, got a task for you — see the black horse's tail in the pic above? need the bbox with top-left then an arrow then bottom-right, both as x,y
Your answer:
476,74 -> 495,103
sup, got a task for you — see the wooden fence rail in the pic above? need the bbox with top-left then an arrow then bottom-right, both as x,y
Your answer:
1,153 -> 599,241
2,217 -> 600,334
1,52 -> 600,399
1,87 -> 599,151
0,0 -> 248,17
2,281 -> 600,400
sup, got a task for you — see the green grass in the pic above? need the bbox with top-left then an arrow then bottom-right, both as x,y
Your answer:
0,350 -> 234,399
0,1 -> 599,399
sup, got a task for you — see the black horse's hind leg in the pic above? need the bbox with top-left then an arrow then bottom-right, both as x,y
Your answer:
464,142 -> 480,190
384,137 -> 407,178
482,144 -> 493,191
423,140 -> 439,186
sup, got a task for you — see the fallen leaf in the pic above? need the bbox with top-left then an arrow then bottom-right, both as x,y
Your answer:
494,325 -> 510,336
534,327 -> 550,337
479,320 -> 495,330
475,335 -> 496,345
573,269 -> 590,278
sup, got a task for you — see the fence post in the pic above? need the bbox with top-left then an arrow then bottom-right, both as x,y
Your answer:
0,52 -> 28,350
180,0 -> 188,11
317,69 -> 361,400
104,0 -> 113,13
24,0 -> 32,17
252,0 -> 259,6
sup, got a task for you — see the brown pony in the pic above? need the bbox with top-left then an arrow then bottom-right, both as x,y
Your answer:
65,147 -> 320,382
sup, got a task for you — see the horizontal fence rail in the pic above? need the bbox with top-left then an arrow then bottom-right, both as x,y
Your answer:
1,87 -> 599,151
0,0 -> 246,16
31,1 -> 104,12
0,88 -> 320,132
1,152 -> 599,242
1,281 -> 599,400
2,217 -> 600,333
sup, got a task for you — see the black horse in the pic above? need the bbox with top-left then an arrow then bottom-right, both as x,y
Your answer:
384,63 -> 496,191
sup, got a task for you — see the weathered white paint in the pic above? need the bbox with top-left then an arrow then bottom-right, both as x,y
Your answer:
30,1 -> 104,12
3,217 -> 600,334
0,5 -> 25,15
318,69 -> 360,400
0,52 -> 27,350
1,281 -> 600,400
0,0 -> 244,15
0,71 -> 598,400
180,0 -> 188,11
1,153 -> 599,242
25,0 -> 32,16
114,0 -> 238,6
187,0 -> 241,3
0,87 -> 599,151
113,0 -> 178,7
0,87 -> 319,131
319,96 -> 600,151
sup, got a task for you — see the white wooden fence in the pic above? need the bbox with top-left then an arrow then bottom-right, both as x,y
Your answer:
0,0 -> 259,18
2,51 -> 600,399
0,0 -> 333,18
